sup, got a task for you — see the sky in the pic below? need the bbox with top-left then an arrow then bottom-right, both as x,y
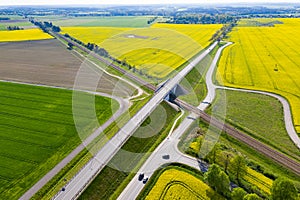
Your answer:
0,0 -> 299,6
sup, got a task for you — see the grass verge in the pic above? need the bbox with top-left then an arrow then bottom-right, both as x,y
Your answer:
78,101 -> 179,200
33,94 -> 151,199
207,89 -> 300,162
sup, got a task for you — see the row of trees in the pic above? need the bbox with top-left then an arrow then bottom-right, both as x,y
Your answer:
147,16 -> 158,24
205,163 -> 299,199
187,134 -> 299,199
30,20 -> 61,33
210,23 -> 237,42
64,33 -> 159,81
166,14 -> 237,24
7,26 -> 23,31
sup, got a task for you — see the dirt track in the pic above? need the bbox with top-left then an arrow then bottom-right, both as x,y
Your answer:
0,39 -> 134,97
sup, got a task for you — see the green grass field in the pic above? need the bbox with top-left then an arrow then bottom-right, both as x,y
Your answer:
207,89 -> 300,162
47,16 -> 154,27
0,21 -> 33,30
79,102 -> 179,200
0,82 -> 116,199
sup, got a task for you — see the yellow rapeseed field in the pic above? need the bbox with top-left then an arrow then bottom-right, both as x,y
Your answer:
243,168 -> 273,194
217,18 -> 300,132
62,24 -> 222,78
145,168 -> 224,200
0,29 -> 53,42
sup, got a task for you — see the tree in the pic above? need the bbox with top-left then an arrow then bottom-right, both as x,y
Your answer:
230,154 -> 247,183
231,187 -> 247,200
67,42 -> 74,50
52,25 -> 61,32
205,144 -> 220,164
215,171 -> 230,197
220,151 -> 232,173
206,164 -> 221,190
206,164 -> 230,197
271,178 -> 298,200
243,193 -> 261,200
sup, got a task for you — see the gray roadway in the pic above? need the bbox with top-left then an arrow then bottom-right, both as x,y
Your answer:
117,42 -> 231,200
10,81 -> 130,200
118,40 -> 300,200
52,42 -> 218,200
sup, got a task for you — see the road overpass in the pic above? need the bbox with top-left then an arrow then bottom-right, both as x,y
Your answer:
53,42 -> 218,200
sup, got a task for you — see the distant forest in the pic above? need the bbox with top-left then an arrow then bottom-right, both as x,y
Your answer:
165,14 -> 236,24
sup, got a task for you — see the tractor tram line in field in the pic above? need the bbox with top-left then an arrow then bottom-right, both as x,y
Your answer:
51,31 -> 156,91
52,30 -> 300,177
18,26 -> 299,199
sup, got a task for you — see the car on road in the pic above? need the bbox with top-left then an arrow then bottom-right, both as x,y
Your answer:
143,177 -> 148,184
138,173 -> 144,181
187,116 -> 196,120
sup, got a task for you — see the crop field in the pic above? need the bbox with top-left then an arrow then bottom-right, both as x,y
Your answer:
217,18 -> 300,133
208,90 -> 300,161
0,29 -> 53,42
0,39 -> 134,97
0,21 -> 33,30
0,81 -> 116,199
144,168 -> 223,200
62,24 -> 222,78
244,168 -> 273,194
46,16 -> 155,27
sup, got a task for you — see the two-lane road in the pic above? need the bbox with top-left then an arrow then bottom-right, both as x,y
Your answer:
53,42 -> 218,200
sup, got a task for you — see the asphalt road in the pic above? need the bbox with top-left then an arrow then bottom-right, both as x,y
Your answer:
117,42 -> 231,200
118,41 -> 300,199
216,86 -> 300,149
117,113 -> 202,200
13,82 -> 130,200
52,42 -> 218,200
18,31 -> 146,200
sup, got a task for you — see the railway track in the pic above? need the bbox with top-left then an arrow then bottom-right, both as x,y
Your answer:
54,31 -> 300,176
176,99 -> 300,176
52,32 -> 156,91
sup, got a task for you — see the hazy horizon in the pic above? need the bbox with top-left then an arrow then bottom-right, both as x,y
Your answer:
1,0 -> 300,6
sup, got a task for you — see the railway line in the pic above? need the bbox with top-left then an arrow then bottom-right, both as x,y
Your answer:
54,30 -> 300,176
176,99 -> 300,176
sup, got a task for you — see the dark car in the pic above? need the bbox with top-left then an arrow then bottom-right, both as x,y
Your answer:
138,173 -> 144,181
143,177 -> 149,184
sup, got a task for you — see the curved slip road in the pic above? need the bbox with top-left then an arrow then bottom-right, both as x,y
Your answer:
215,86 -> 300,149
197,40 -> 300,149
51,42 -> 219,200
118,42 -> 231,200
118,41 -> 300,200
